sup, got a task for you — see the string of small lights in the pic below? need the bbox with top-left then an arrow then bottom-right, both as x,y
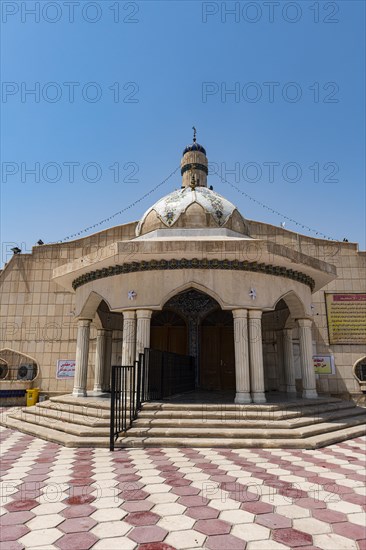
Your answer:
215,172 -> 339,241
58,165 -> 180,242
56,161 -> 339,244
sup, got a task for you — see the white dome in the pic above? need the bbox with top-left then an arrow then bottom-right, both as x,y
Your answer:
136,186 -> 247,236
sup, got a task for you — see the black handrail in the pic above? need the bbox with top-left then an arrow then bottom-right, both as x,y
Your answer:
110,349 -> 195,450
110,363 -> 136,451
145,349 -> 195,399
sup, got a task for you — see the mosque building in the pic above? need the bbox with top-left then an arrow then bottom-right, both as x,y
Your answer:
1,133 -> 365,446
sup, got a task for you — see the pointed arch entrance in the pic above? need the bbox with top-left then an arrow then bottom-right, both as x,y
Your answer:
151,288 -> 235,391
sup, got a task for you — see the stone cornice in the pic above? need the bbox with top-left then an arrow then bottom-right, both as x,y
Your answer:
72,258 -> 315,291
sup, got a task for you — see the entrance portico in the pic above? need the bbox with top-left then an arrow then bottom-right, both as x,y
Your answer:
70,285 -> 319,403
53,134 -> 336,403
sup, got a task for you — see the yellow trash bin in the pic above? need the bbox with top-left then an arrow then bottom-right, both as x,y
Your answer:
26,388 -> 39,406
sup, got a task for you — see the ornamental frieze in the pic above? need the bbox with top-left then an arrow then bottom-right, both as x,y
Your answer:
71,258 -> 315,291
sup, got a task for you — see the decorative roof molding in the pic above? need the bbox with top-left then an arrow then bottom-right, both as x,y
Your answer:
72,257 -> 315,291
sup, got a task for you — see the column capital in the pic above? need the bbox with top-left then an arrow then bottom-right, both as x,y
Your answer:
122,310 -> 136,320
297,318 -> 313,328
248,309 -> 263,320
96,328 -> 108,336
77,318 -> 92,326
232,309 -> 248,319
136,309 -> 153,320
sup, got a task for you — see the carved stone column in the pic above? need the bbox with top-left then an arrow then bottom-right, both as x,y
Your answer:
276,331 -> 287,392
102,330 -> 113,392
248,310 -> 266,404
283,328 -> 297,394
298,318 -> 317,398
93,329 -> 107,393
73,319 -> 92,397
135,310 -> 153,361
122,311 -> 136,366
233,309 -> 251,404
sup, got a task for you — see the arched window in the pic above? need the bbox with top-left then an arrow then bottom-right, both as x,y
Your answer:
0,349 -> 38,381
353,357 -> 366,392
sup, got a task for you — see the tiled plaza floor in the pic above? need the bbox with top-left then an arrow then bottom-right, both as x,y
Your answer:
0,428 -> 365,550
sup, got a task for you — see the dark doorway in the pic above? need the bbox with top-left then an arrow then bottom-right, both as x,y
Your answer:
150,310 -> 188,355
150,290 -> 236,394
200,310 -> 235,391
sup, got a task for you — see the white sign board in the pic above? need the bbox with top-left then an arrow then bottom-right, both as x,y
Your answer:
56,360 -> 75,379
313,355 -> 335,375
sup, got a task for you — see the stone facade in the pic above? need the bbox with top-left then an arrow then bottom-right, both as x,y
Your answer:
1,218 -> 364,398
1,139 -> 365,400
0,224 -> 134,395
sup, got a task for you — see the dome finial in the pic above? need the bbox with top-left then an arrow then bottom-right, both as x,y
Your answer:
192,126 -> 197,143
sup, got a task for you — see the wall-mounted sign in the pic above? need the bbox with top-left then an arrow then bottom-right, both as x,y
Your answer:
313,355 -> 335,375
56,360 -> 75,379
325,293 -> 366,345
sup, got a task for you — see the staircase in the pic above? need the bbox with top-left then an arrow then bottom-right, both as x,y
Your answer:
0,395 -> 111,448
1,394 -> 366,449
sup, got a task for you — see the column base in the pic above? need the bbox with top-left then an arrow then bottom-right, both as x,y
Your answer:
235,392 -> 252,404
93,384 -> 103,393
286,385 -> 297,394
252,392 -> 266,404
72,388 -> 87,397
89,390 -> 109,398
302,389 -> 318,399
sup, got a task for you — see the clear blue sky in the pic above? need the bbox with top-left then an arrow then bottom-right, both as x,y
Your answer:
1,0 -> 365,265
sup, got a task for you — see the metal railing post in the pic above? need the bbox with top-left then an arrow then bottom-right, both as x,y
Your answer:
110,365 -> 116,451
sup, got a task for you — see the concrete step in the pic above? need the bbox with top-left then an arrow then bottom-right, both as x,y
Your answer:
137,400 -> 355,421
45,398 -> 111,418
1,393 -> 364,449
15,405 -> 110,428
7,409 -> 109,438
127,414 -> 366,440
118,424 -> 366,450
50,394 -> 111,408
141,396 -> 341,411
38,401 -> 111,425
134,405 -> 366,429
1,411 -> 109,447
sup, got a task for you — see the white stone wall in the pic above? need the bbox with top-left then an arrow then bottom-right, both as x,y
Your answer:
0,223 -> 135,395
249,220 -> 366,396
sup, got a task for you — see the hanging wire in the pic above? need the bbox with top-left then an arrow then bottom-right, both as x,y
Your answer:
215,172 -> 339,241
55,161 -> 338,244
57,165 -> 180,242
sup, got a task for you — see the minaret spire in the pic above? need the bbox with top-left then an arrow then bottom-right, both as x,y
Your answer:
181,129 -> 208,189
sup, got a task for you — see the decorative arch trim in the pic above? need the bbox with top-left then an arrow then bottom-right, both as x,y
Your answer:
353,356 -> 366,385
273,291 -> 307,319
161,282 -> 224,310
0,348 -> 39,366
78,291 -> 113,320
0,348 -> 40,381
